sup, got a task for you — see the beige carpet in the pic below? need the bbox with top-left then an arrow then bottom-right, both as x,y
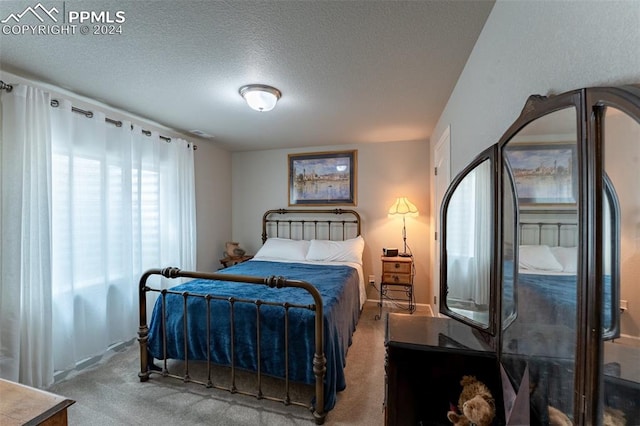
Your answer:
47,303 -> 407,425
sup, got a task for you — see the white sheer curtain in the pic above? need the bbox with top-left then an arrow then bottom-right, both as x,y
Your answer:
50,101 -> 196,373
472,161 -> 491,305
446,159 -> 491,306
1,83 -> 196,383
0,85 -> 54,387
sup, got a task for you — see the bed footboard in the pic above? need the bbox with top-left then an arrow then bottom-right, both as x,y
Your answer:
137,267 -> 328,424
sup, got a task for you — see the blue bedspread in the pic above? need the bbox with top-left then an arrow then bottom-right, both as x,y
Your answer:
515,272 -> 613,329
147,260 -> 361,411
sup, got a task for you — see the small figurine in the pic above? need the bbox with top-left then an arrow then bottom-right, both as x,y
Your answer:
225,241 -> 245,257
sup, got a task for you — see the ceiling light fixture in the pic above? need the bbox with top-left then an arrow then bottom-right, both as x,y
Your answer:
239,84 -> 282,112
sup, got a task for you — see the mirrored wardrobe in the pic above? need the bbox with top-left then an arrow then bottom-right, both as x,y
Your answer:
440,85 -> 640,424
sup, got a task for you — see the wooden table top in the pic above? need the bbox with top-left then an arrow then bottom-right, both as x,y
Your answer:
0,378 -> 75,426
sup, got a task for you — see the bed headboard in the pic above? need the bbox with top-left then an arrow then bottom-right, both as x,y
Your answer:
261,208 -> 361,243
519,209 -> 578,247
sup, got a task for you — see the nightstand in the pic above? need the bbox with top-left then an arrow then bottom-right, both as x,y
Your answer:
375,255 -> 415,320
219,255 -> 253,268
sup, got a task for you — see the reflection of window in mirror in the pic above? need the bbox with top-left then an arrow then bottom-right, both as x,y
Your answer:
445,159 -> 492,327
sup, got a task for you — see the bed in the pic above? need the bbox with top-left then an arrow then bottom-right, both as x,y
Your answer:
137,208 -> 364,425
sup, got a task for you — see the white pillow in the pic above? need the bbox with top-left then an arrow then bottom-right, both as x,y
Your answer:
306,236 -> 365,264
518,245 -> 563,272
550,246 -> 578,274
253,238 -> 310,261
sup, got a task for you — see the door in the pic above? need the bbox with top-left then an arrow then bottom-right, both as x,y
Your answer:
433,125 -> 451,315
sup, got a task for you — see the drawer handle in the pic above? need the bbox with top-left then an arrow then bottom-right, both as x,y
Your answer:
393,275 -> 399,282
394,263 -> 400,269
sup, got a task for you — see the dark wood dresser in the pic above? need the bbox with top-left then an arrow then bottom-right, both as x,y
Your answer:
384,313 -> 502,426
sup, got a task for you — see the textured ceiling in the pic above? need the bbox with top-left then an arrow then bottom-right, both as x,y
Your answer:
0,1 -> 494,151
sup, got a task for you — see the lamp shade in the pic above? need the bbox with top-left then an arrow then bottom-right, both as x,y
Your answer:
239,84 -> 281,112
388,197 -> 419,217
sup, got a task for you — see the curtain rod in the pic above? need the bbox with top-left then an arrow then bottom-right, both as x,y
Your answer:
50,99 -> 178,144
0,80 -> 196,150
0,80 -> 13,92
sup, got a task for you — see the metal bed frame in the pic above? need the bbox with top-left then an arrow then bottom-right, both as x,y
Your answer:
138,208 -> 361,425
261,208 -> 361,243
519,220 -> 578,247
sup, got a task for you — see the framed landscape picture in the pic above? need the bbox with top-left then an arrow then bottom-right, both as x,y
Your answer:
505,143 -> 577,206
288,150 -> 357,206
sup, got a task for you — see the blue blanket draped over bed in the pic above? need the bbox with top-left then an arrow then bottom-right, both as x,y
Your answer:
511,271 -> 613,329
147,260 -> 361,411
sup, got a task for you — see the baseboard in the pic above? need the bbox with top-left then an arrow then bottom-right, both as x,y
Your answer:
365,298 -> 433,316
612,333 -> 640,347
53,338 -> 136,384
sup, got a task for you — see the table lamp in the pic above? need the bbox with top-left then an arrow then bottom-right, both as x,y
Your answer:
388,196 -> 419,257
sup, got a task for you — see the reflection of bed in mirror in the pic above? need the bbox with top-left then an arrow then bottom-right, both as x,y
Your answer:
505,216 -> 581,361
512,210 -> 619,337
511,216 -> 616,336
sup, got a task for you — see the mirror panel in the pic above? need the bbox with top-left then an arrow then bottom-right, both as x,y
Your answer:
601,106 -> 640,423
501,107 -> 579,421
442,156 -> 493,330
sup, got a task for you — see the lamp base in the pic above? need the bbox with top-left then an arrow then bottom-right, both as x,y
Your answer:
398,252 -> 412,258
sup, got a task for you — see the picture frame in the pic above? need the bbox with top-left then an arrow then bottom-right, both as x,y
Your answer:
505,142 -> 577,206
288,150 -> 357,206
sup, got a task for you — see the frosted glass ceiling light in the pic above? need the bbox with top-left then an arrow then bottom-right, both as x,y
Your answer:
239,84 -> 281,112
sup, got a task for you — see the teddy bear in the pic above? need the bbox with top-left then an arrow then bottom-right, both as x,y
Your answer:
603,406 -> 626,426
447,375 -> 496,426
446,410 -> 471,426
548,405 -> 572,425
547,404 -> 626,426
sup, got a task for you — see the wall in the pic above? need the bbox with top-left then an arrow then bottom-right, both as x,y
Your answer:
0,69 -> 233,275
432,0 -> 640,176
231,140 -> 431,306
193,142 -> 233,272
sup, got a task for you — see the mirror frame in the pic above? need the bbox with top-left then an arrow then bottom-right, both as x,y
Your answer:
439,145 -> 498,335
499,152 -> 518,332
